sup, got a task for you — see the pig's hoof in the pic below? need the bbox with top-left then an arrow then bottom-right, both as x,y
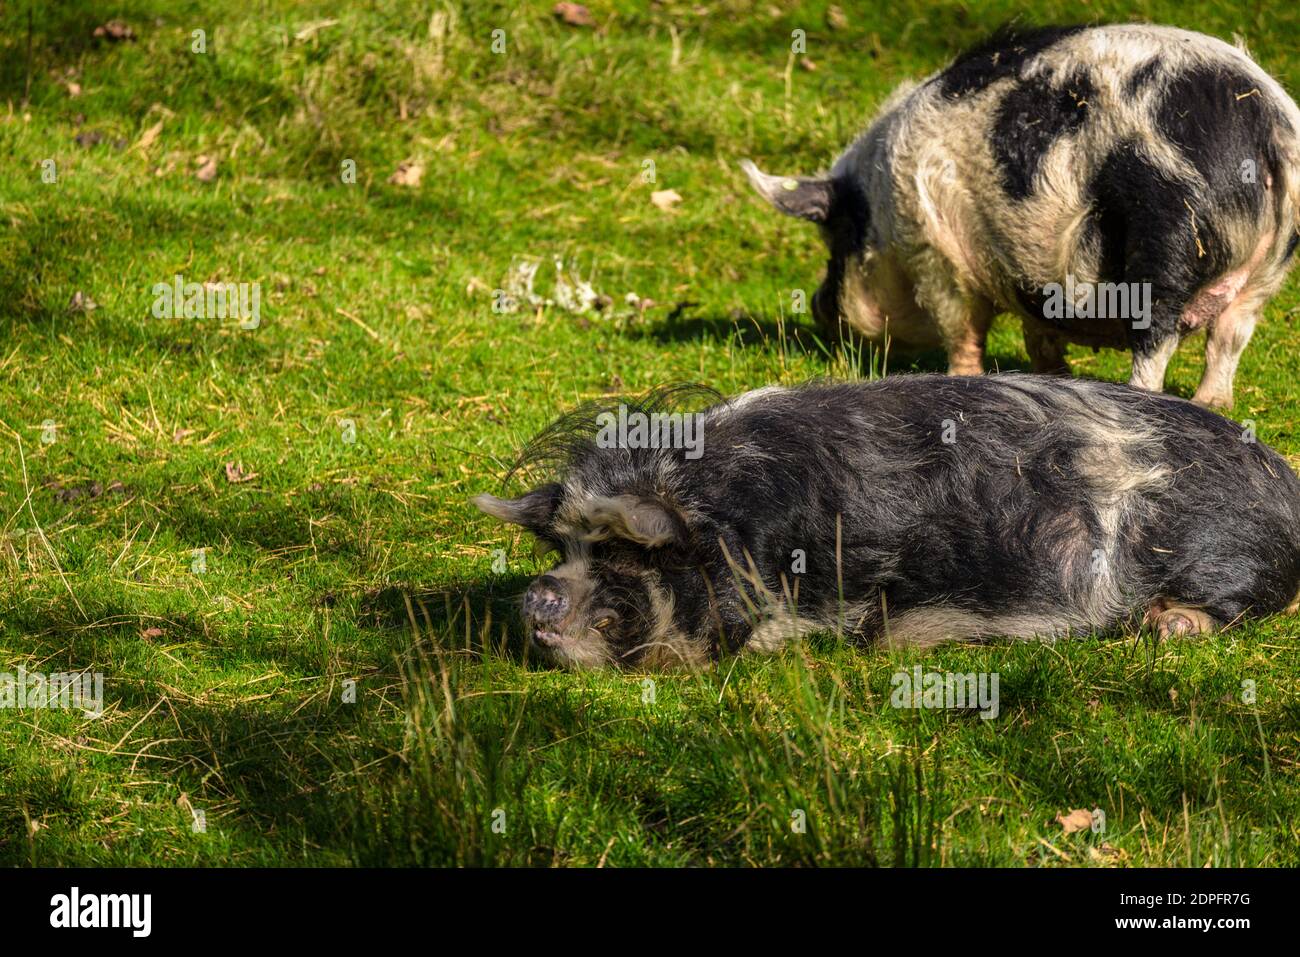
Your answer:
1145,604 -> 1215,639
1192,391 -> 1233,410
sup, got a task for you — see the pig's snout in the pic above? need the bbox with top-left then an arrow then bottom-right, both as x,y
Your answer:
523,575 -> 570,628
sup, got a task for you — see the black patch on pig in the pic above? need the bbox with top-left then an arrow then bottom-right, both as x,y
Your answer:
1083,139 -> 1231,354
937,24 -> 1089,100
1155,63 -> 1281,220
992,67 -> 1095,200
810,177 -> 871,337
827,177 -> 871,254
1285,231 -> 1299,261
1125,57 -> 1162,95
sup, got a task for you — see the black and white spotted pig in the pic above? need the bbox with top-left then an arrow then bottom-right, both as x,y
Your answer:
744,24 -> 1300,408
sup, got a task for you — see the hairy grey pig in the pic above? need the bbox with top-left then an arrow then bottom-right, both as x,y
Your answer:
474,375 -> 1300,670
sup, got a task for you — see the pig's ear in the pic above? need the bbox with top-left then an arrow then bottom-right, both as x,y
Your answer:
584,495 -> 683,548
472,483 -> 562,533
740,159 -> 835,223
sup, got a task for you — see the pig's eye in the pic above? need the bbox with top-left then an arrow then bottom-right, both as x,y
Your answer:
591,609 -> 620,631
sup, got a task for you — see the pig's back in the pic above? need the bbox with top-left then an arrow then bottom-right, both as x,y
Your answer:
704,375 -> 1300,623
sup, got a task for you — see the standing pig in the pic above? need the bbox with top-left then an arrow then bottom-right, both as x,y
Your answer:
474,375 -> 1300,670
744,24 -> 1300,408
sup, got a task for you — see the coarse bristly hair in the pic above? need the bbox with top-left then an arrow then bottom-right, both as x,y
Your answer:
474,374 -> 1300,671
504,383 -> 721,485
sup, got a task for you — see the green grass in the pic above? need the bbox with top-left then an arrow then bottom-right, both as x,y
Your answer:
1,0 -> 1298,866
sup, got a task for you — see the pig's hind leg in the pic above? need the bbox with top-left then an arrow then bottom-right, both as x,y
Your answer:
1143,599 -> 1218,640
1141,550 -> 1290,640
1188,244 -> 1278,409
1190,299 -> 1257,409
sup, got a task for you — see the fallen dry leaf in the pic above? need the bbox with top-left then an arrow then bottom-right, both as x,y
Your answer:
1089,842 -> 1126,863
141,627 -> 164,639
553,3 -> 595,27
93,20 -> 135,41
224,461 -> 258,484
294,18 -> 339,42
135,119 -> 163,152
65,81 -> 82,97
651,188 -> 682,211
1056,808 -> 1094,834
827,5 -> 849,30
195,155 -> 218,182
388,160 -> 424,187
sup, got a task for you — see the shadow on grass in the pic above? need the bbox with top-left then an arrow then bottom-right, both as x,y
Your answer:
357,574 -> 537,664
634,311 -> 827,354
6,589 -> 1294,866
0,1 -> 105,102
0,181 -> 462,333
635,309 -> 1036,377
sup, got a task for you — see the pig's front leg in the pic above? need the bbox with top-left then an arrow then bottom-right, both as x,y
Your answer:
941,296 -> 995,376
912,269 -> 994,375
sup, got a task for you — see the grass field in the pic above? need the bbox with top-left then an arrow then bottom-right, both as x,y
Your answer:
1,0 -> 1298,867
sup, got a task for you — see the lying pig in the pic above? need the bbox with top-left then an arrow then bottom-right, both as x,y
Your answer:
474,375 -> 1300,670
744,24 -> 1300,408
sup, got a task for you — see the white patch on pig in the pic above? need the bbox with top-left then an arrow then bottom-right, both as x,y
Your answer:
998,376 -> 1170,628
632,575 -> 710,670
746,611 -> 821,654
718,385 -> 788,413
877,606 -> 1081,647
